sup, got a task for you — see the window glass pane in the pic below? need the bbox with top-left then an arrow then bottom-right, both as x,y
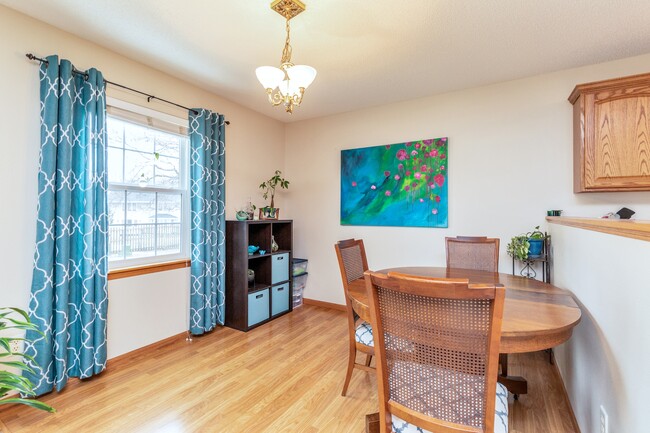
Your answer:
157,223 -> 181,255
124,122 -> 154,153
125,224 -> 156,259
108,191 -> 126,224
155,132 -> 180,158
108,225 -> 125,260
124,150 -> 155,186
154,156 -> 180,187
126,191 -> 156,224
157,193 -> 182,223
107,118 -> 124,149
108,147 -> 124,183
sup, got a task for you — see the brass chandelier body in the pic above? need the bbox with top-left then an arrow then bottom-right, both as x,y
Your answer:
256,0 -> 316,114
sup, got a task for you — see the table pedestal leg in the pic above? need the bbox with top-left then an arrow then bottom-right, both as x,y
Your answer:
498,353 -> 528,399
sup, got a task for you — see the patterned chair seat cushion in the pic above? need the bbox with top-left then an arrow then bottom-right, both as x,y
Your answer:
389,359 -> 509,433
354,321 -> 374,347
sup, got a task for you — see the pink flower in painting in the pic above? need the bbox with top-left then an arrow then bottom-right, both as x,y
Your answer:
428,182 -> 435,188
385,191 -> 391,197
415,143 -> 421,149
412,181 -> 418,188
414,172 -> 421,179
411,150 -> 418,156
405,170 -> 411,176
432,209 -> 438,215
384,170 -> 390,177
421,165 -> 427,172
441,137 -> 447,142
394,174 -> 400,181
405,142 -> 412,147
434,173 -> 445,187
351,181 -> 357,187
398,163 -> 404,171
405,186 -> 410,191
419,198 -> 424,203
385,145 -> 391,149
440,165 -> 445,171
440,154 -> 446,160
371,185 -> 376,190
431,149 -> 438,157
423,139 -> 433,145
396,149 -> 408,161
435,196 -> 441,203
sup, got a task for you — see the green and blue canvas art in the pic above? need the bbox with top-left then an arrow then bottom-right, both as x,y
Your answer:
340,138 -> 448,227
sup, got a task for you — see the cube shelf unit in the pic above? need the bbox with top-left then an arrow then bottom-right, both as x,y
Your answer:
225,219 -> 293,331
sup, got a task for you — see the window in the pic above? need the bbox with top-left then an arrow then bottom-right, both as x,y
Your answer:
107,103 -> 189,268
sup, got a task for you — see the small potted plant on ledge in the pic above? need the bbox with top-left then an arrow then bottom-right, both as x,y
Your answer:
259,170 -> 289,220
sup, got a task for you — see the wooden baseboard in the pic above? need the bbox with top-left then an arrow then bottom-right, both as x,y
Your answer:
107,331 -> 189,370
303,298 -> 346,312
551,355 -> 582,433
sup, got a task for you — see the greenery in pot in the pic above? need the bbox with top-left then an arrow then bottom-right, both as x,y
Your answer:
507,225 -> 548,261
506,235 -> 530,261
259,170 -> 290,212
0,307 -> 55,412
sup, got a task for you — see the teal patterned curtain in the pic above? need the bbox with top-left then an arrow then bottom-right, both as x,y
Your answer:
25,55 -> 108,395
189,109 -> 226,334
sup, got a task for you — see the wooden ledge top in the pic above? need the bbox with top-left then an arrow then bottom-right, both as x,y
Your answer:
547,216 -> 650,242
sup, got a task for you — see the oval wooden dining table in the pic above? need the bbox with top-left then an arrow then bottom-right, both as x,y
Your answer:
347,266 -> 582,396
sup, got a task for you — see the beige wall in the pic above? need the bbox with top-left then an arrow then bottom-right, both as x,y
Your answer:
0,6 -> 285,357
284,53 -> 650,433
550,224 -> 650,433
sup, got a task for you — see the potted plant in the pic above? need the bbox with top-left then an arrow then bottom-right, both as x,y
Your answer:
259,170 -> 289,219
507,226 -> 548,261
0,307 -> 55,412
526,226 -> 546,258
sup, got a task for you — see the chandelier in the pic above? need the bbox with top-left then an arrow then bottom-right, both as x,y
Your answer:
256,0 -> 316,114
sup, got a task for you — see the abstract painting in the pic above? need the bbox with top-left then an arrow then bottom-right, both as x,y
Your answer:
340,138 -> 448,227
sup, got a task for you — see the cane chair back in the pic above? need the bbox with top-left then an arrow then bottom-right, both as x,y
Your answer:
365,271 -> 506,433
446,236 -> 500,272
335,238 -> 374,396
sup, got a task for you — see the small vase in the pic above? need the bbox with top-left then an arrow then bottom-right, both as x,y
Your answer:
271,235 -> 279,252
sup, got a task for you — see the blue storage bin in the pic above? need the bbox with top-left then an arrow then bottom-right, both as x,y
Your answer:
271,253 -> 289,284
248,289 -> 270,327
271,283 -> 290,316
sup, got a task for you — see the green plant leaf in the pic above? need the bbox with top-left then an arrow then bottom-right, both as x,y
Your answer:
0,398 -> 56,413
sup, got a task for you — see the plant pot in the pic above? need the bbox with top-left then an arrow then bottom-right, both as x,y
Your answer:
527,238 -> 543,257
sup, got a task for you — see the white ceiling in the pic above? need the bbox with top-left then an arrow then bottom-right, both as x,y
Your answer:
4,0 -> 650,122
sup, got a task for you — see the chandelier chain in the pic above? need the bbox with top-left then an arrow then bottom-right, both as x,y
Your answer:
281,18 -> 293,64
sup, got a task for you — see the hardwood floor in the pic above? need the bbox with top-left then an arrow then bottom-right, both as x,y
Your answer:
0,305 -> 578,433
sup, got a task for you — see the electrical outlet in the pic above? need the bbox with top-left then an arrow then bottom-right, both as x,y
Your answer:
9,339 -> 22,353
600,405 -> 609,433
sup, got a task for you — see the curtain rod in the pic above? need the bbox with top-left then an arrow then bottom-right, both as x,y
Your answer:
26,53 -> 230,125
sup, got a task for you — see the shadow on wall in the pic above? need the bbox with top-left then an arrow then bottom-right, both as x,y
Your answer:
555,297 -> 625,433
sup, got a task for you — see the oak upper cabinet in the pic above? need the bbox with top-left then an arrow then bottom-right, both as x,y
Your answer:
569,72 -> 650,192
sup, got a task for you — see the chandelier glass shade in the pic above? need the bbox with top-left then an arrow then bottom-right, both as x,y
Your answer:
256,0 -> 316,114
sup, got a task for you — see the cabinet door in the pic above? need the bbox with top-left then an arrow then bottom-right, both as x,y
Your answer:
271,283 -> 290,316
271,253 -> 289,284
248,289 -> 270,327
587,92 -> 650,190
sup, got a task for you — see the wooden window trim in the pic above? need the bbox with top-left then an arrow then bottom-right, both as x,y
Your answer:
547,216 -> 650,242
108,259 -> 190,280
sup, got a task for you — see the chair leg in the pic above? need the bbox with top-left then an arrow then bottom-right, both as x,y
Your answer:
341,346 -> 357,396
365,354 -> 372,367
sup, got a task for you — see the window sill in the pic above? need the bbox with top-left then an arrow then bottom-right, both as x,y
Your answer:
546,216 -> 650,242
108,259 -> 191,280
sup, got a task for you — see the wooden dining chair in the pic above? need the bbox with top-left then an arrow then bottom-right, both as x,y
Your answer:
335,238 -> 375,396
365,271 -> 508,433
446,236 -> 500,272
